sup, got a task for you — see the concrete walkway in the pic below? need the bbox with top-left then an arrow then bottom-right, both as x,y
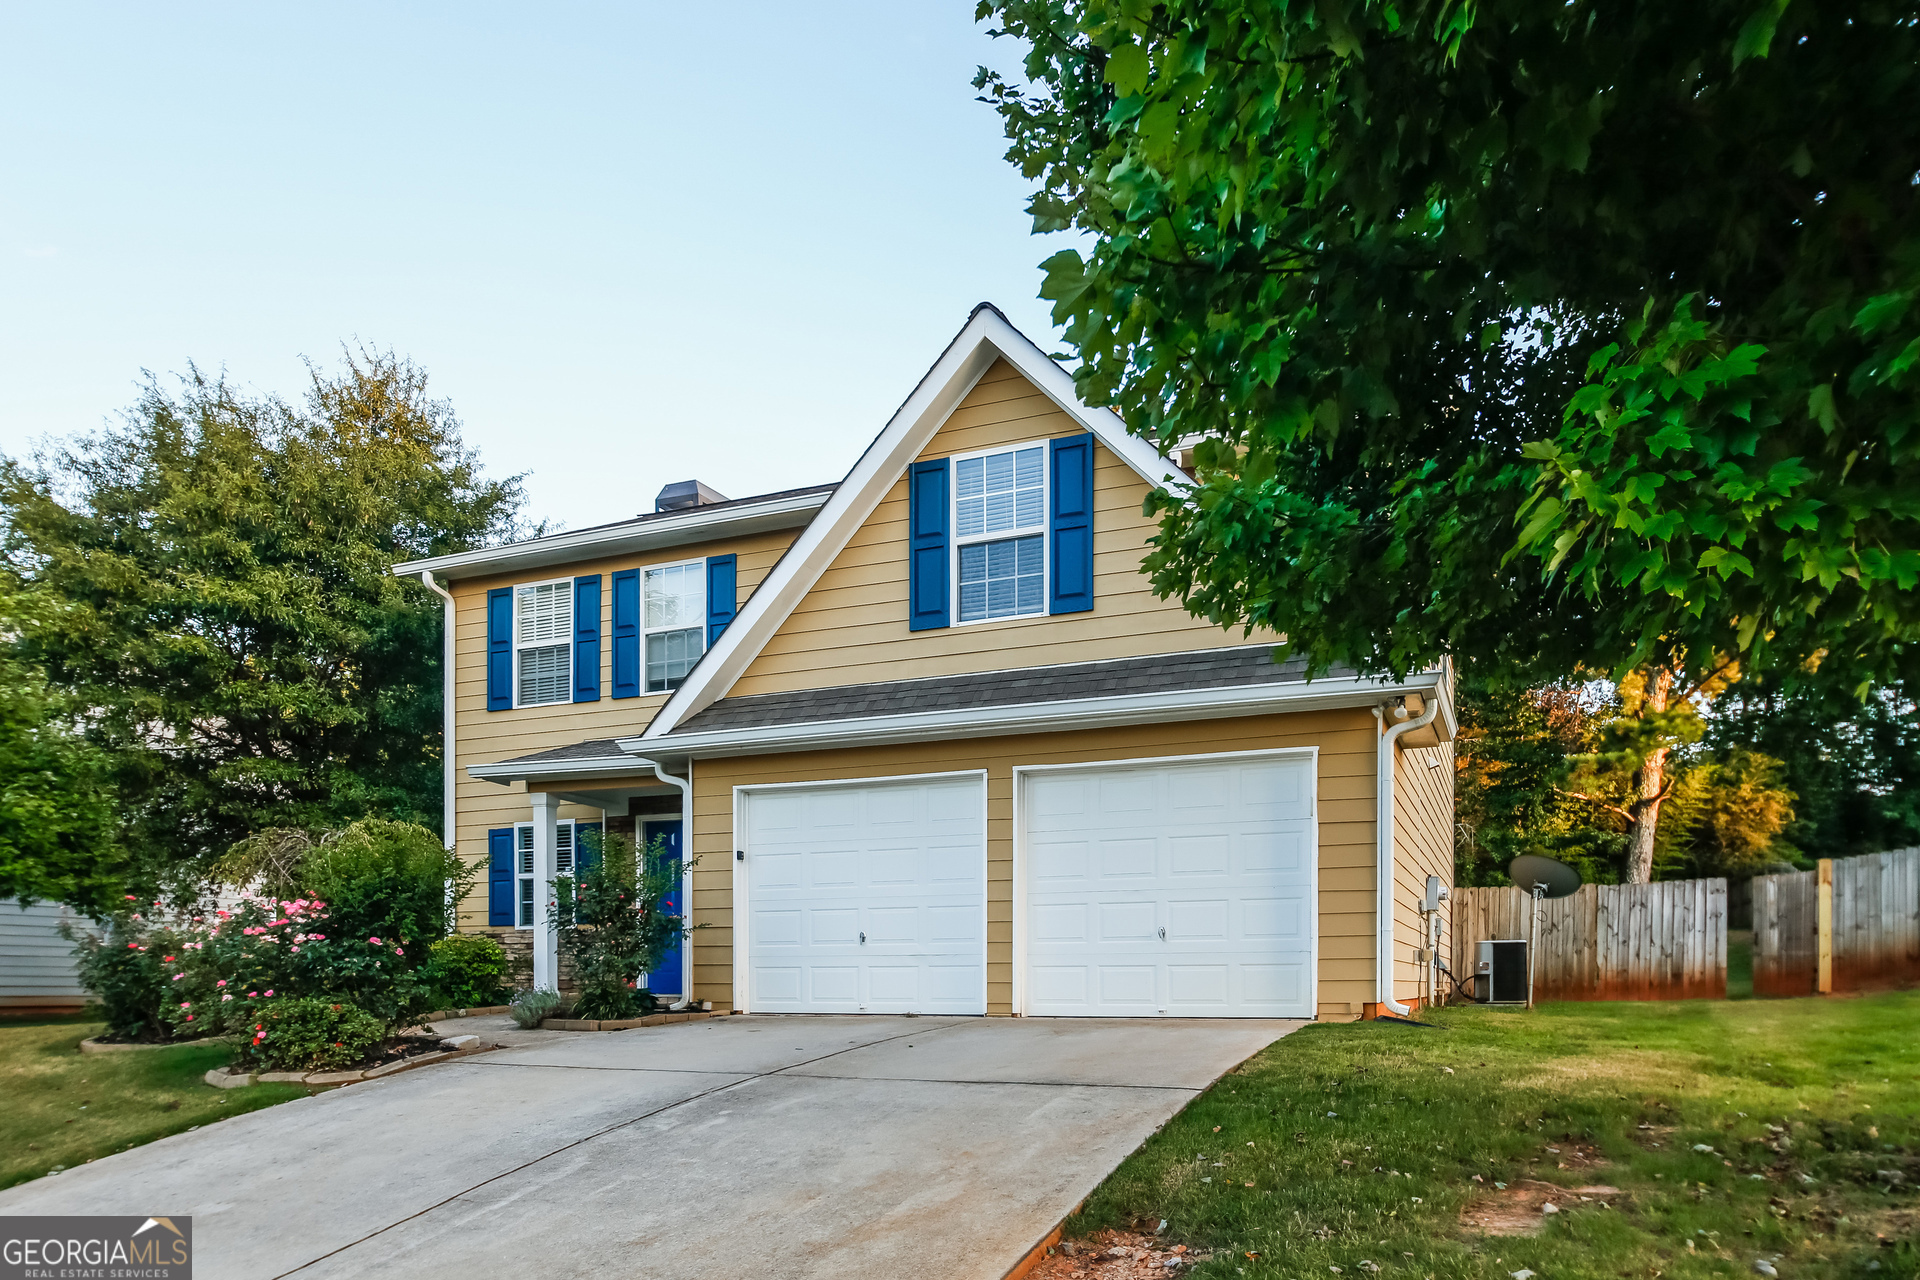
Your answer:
0,1014 -> 1302,1279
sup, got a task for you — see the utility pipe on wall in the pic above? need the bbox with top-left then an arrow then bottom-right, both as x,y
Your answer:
1374,695 -> 1442,1017
633,758 -> 695,1001
418,571 -> 457,851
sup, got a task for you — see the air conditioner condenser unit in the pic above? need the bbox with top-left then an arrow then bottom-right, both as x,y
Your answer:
1475,940 -> 1528,1003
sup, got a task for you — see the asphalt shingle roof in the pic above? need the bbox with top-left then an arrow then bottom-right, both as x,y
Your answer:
667,644 -> 1327,736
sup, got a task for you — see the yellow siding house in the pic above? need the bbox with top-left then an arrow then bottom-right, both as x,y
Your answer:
394,306 -> 1455,1022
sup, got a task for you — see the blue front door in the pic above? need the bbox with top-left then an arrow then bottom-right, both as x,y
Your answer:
643,819 -> 684,997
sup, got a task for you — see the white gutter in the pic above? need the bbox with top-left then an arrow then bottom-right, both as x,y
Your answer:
419,571 -> 457,850
1374,695 -> 1441,1017
625,671 -> 1442,760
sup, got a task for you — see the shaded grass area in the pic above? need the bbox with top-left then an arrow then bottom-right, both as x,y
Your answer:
1729,932 -> 1755,1000
1066,993 -> 1919,1280
1,1017 -> 312,1190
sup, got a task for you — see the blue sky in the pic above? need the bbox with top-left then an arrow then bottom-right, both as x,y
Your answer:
0,3 -> 1065,530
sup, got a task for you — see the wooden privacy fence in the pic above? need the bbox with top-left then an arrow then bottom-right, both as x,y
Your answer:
1451,879 -> 1728,1002
1754,848 -> 1920,997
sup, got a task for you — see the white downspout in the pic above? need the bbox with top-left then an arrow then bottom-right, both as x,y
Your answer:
1375,695 -> 1441,1017
418,571 -> 457,851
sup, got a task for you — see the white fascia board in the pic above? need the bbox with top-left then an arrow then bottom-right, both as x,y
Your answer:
392,489 -> 829,583
466,754 -> 648,786
640,305 -> 1190,738
623,668 -> 1442,760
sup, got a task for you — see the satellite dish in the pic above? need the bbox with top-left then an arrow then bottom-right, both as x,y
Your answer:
1508,854 -> 1582,900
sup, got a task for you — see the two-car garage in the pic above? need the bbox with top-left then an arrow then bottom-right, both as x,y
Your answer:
738,752 -> 1316,1019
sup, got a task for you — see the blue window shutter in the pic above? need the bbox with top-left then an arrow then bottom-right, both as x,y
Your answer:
1049,432 -> 1095,614
486,588 -> 513,711
907,457 -> 951,631
574,822 -> 603,877
706,554 -> 738,647
611,569 -> 640,699
572,575 -> 602,702
487,828 -> 514,926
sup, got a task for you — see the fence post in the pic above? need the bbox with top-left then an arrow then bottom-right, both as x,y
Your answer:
1817,859 -> 1834,995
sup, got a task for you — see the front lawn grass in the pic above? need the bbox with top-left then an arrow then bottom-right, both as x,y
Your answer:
1066,992 -> 1918,1280
0,1016 -> 312,1190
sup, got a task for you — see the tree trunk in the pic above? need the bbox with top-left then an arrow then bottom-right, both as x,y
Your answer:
1623,666 -> 1673,884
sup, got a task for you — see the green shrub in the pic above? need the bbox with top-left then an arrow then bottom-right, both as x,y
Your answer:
508,987 -> 560,1029
551,832 -> 695,1021
231,997 -> 386,1072
430,934 -> 510,1008
60,905 -> 173,1042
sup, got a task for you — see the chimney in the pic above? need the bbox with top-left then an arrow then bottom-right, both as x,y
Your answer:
654,480 -> 730,513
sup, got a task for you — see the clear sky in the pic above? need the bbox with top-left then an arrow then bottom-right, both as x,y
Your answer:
0,3 -> 1066,531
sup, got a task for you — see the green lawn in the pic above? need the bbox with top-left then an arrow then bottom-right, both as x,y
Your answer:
1066,992 -> 1919,1280
0,1016 -> 313,1190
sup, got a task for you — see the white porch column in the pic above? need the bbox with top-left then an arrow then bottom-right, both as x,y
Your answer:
529,791 -> 559,992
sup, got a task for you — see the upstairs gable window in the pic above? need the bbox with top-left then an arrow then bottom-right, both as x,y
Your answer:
644,561 -> 705,692
515,580 -> 573,706
954,444 -> 1046,623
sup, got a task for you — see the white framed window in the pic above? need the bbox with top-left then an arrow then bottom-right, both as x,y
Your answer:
514,820 -> 576,929
514,579 -> 573,707
953,441 -> 1047,624
643,560 -> 705,693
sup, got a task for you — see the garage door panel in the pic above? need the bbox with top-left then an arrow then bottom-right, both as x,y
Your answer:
1023,755 -> 1314,1018
1096,838 -> 1157,879
746,775 -> 986,1015
1030,839 -> 1089,883
1169,833 -> 1231,876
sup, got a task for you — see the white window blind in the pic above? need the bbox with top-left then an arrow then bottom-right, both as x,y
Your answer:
514,821 -> 576,928
516,582 -> 573,706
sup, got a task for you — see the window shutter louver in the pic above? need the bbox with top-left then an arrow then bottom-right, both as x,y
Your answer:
572,575 -> 602,702
487,828 -> 514,926
705,554 -> 737,647
907,457 -> 951,631
1048,432 -> 1095,614
486,588 -> 513,711
610,569 -> 640,699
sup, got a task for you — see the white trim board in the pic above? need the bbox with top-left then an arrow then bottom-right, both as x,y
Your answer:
641,304 -> 1190,738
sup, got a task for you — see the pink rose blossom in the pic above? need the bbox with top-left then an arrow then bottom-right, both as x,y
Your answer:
368,937 -> 381,945
265,989 -> 274,997
216,980 -> 226,987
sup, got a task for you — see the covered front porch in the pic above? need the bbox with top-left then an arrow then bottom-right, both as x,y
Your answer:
468,743 -> 696,999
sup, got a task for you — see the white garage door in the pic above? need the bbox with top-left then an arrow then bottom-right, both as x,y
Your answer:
743,774 -> 986,1015
1022,754 -> 1315,1018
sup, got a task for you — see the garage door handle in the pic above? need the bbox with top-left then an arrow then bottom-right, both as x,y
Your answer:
1158,926 -> 1166,941
859,931 -> 866,945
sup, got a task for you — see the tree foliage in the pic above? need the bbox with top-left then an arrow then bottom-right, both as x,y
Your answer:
1455,675 -> 1800,887
977,0 -> 1920,694
0,586 -> 126,913
0,351 -> 527,887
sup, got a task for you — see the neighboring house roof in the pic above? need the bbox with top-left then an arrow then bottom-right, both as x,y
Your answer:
635,303 -> 1192,739
466,644 -> 1447,782
391,483 -> 836,583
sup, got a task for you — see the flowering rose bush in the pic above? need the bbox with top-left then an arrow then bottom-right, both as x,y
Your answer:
61,900 -> 173,1041
232,997 -> 386,1072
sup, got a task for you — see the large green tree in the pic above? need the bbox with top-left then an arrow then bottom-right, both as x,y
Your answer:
0,586 -> 126,913
0,350 -> 526,889
976,0 -> 1920,694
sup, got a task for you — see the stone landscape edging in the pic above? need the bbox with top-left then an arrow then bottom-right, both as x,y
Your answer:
202,1039 -> 496,1090
422,1004 -> 512,1021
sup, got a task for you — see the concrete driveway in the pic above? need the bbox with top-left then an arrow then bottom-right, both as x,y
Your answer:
0,1014 -> 1301,1279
